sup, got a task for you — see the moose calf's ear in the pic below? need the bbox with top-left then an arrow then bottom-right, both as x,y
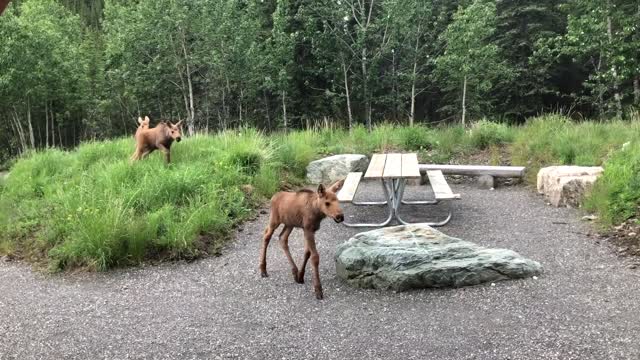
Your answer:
328,179 -> 345,193
317,184 -> 326,196
144,116 -> 150,122
138,117 -> 143,124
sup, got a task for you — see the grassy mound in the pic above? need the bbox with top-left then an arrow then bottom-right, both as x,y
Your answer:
0,130 -> 277,270
511,115 -> 640,184
2,116 -> 639,271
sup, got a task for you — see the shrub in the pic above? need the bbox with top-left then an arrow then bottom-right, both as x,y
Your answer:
585,142 -> 640,225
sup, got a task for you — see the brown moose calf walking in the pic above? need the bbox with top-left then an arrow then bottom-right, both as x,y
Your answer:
259,180 -> 344,300
130,119 -> 183,164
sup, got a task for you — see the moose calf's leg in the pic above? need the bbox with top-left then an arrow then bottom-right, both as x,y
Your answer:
278,226 -> 299,282
297,247 -> 311,284
304,229 -> 323,300
259,223 -> 277,277
158,144 -> 171,163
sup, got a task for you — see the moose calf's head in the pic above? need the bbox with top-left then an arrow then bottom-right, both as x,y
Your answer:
166,120 -> 183,142
137,116 -> 151,130
317,180 -> 345,223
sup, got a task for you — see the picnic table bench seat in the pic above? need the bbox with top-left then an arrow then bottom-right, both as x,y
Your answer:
337,172 -> 362,203
425,170 -> 461,201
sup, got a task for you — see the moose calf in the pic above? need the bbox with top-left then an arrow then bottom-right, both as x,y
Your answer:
130,119 -> 183,164
259,180 -> 344,300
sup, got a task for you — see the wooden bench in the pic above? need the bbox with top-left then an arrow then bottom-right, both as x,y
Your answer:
425,170 -> 461,200
418,164 -> 525,178
337,172 -> 363,203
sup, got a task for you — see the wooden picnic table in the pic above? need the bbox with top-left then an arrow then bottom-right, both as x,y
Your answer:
339,153 -> 459,227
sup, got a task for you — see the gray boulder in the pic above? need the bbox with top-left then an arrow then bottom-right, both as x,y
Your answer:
306,154 -> 369,184
335,225 -> 542,291
537,166 -> 603,207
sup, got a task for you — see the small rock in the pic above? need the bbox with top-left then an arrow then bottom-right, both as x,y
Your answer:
581,215 -> 598,221
240,184 -> 254,195
490,283 -> 496,287
629,232 -> 637,237
627,264 -> 638,270
477,175 -> 495,190
259,209 -> 268,215
533,276 -> 538,280
614,225 -> 624,231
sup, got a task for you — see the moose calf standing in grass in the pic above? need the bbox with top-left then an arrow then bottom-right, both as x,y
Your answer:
260,180 -> 345,300
130,117 -> 183,164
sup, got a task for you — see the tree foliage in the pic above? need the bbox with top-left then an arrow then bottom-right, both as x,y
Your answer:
1,0 -> 639,162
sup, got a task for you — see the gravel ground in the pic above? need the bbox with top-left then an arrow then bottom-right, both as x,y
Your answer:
2,182 -> 640,360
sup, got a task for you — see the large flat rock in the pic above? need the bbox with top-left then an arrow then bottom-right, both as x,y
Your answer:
537,166 -> 603,207
306,154 -> 369,184
335,225 -> 542,291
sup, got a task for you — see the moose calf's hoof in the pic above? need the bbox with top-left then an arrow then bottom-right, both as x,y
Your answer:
314,287 -> 324,300
260,270 -> 268,278
291,268 -> 301,282
295,272 -> 305,284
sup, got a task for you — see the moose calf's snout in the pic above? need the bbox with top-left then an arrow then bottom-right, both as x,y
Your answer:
335,214 -> 344,223
176,137 -> 182,142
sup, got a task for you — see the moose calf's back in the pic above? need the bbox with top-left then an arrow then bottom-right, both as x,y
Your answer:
270,190 -> 319,229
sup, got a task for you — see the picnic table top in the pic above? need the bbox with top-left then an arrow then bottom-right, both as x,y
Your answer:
364,153 -> 421,180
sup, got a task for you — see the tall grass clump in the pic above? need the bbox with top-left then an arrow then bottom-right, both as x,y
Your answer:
512,114 -> 640,184
468,119 -> 516,150
585,142 -> 640,225
0,131 -> 279,271
273,130 -> 321,180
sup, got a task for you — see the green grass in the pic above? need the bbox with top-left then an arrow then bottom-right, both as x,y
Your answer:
0,132 -> 274,271
511,114 -> 640,185
585,141 -> 640,226
1,115 -> 639,271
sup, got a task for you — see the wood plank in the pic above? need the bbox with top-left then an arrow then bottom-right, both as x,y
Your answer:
364,154 -> 386,179
426,170 -> 461,200
418,164 -> 525,178
382,153 -> 403,179
337,172 -> 362,203
401,153 -> 421,179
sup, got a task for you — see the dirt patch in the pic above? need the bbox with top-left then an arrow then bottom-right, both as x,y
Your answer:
605,219 -> 640,260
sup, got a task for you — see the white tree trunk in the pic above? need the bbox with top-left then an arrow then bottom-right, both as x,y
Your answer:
634,77 -> 640,105
461,75 -> 467,126
27,99 -> 35,149
281,90 -> 287,131
409,26 -> 421,127
50,104 -> 55,147
342,59 -> 353,130
181,32 -> 195,135
362,48 -> 371,131
410,60 -> 418,127
45,101 -> 49,148
11,109 -> 27,153
239,88 -> 243,124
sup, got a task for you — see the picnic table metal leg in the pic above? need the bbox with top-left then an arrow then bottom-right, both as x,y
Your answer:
342,179 -> 394,228
352,180 -> 392,206
401,178 -> 438,205
395,178 -> 453,227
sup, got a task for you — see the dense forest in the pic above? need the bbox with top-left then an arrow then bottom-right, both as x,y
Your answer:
0,0 -> 639,163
